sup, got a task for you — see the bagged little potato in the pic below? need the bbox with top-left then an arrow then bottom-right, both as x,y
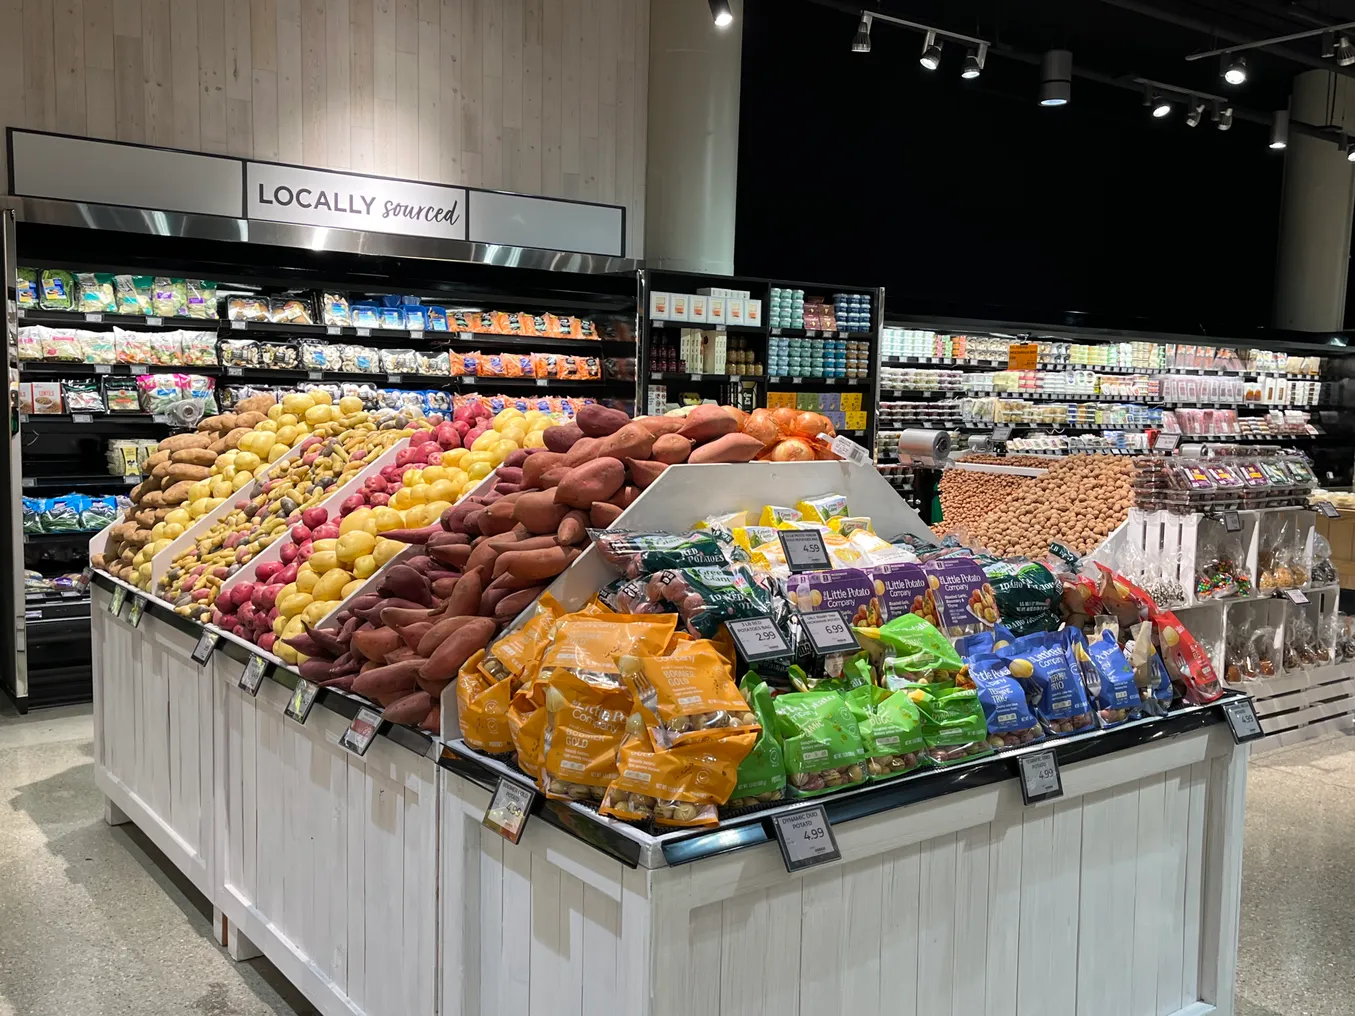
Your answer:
1128,620 -> 1174,716
591,530 -> 728,579
903,680 -> 994,766
480,593 -> 564,685
858,612 -> 964,688
1079,628 -> 1143,727
846,683 -> 927,779
457,649 -> 513,753
964,651 -> 1044,749
619,639 -> 757,748
507,667 -> 549,778
994,628 -> 1097,736
600,721 -> 756,827
1150,609 -> 1223,704
726,672 -> 787,809
979,558 -> 1062,637
644,565 -> 774,638
772,690 -> 867,797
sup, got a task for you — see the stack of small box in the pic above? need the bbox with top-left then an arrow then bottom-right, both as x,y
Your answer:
766,389 -> 868,433
647,288 -> 763,328
833,292 -> 872,333
769,288 -> 804,329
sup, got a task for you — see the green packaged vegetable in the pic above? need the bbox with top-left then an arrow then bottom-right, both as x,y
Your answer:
858,612 -> 964,689
846,684 -> 927,779
772,690 -> 866,797
904,681 -> 994,766
16,268 -> 38,309
39,269 -> 75,310
726,672 -> 787,809
979,558 -> 1062,637
152,277 -> 188,318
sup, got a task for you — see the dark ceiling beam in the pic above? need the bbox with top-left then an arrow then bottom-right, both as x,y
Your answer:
1095,0 -> 1355,78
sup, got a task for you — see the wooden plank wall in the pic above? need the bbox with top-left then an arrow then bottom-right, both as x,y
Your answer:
0,0 -> 650,254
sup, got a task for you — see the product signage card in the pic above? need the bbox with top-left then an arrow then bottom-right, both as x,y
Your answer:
1282,588 -> 1309,605
247,163 -> 469,242
1222,510 -> 1241,533
285,679 -> 320,724
725,616 -> 794,664
1222,697 -> 1265,743
1018,749 -> 1063,805
340,707 -> 383,757
483,777 -> 537,844
772,804 -> 841,872
778,530 -> 832,573
798,610 -> 861,656
191,631 -> 220,666
108,585 -> 127,616
1315,500 -> 1341,518
239,655 -> 270,695
828,434 -> 872,467
1155,433 -> 1181,452
991,423 -> 1014,443
1007,343 -> 1039,370
126,596 -> 145,628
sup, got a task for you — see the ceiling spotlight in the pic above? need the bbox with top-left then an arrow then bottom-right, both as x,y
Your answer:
1339,35 -> 1355,66
1270,109 -> 1289,149
1346,138 -> 1355,162
1186,100 -> 1206,127
920,30 -> 942,70
1323,30 -> 1337,59
1223,53 -> 1247,84
708,0 -> 733,28
963,43 -> 988,79
1151,95 -> 1172,118
852,14 -> 872,53
1218,106 -> 1233,130
1040,49 -> 1072,106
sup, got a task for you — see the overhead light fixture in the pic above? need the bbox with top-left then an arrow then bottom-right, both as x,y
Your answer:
1323,30 -> 1337,58
1186,100 -> 1206,127
1345,138 -> 1355,162
1223,53 -> 1247,84
920,30 -> 942,70
1151,95 -> 1172,118
1040,49 -> 1072,106
1340,35 -> 1355,66
708,0 -> 733,28
1218,106 -> 1233,130
962,43 -> 987,79
852,14 -> 872,53
1270,109 -> 1289,149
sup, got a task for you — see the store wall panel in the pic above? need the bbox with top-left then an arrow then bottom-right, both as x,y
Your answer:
5,0 -> 650,253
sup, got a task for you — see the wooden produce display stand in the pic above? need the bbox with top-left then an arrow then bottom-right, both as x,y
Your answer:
435,461 -> 1253,1016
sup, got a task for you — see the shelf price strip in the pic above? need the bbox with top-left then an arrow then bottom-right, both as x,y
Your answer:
772,804 -> 841,872
483,778 -> 537,844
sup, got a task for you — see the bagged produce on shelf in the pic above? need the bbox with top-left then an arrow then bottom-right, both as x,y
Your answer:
113,327 -> 154,364
258,341 -> 298,369
978,557 -> 1061,636
15,327 -> 40,361
1125,620 -> 1174,715
905,679 -> 994,765
152,278 -> 188,318
39,326 -> 83,361
227,295 -> 269,321
1095,563 -> 1155,626
771,689 -> 867,796
114,275 -> 153,315
920,555 -> 997,636
40,269 -> 75,310
78,330 -> 116,364
644,565 -> 775,638
619,639 -> 756,748
104,377 -> 141,413
859,612 -> 964,688
1192,524 -> 1251,600
381,348 -> 419,374
480,593 -> 565,685
220,338 -> 260,367
964,651 -> 1045,748
321,293 -> 350,327
149,331 -> 182,365
76,273 -> 116,313
270,295 -> 314,324
1310,530 -> 1339,586
16,267 -> 39,309
845,683 -> 928,777
457,649 -> 516,753
184,280 -> 218,319
62,379 -> 104,412
592,530 -> 729,579
1150,610 -> 1223,702
994,628 -> 1098,735
726,672 -> 787,808
1077,628 -> 1143,727
341,345 -> 380,372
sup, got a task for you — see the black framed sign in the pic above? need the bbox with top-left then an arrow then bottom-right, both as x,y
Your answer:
778,530 -> 832,573
725,616 -> 794,664
798,610 -> 860,656
340,707 -> 383,757
483,777 -> 537,844
771,804 -> 841,872
1018,749 -> 1064,805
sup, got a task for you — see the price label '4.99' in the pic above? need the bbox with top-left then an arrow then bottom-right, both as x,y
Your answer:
1223,697 -> 1265,743
798,610 -> 860,656
1018,749 -> 1063,805
772,804 -> 841,872
725,616 -> 793,664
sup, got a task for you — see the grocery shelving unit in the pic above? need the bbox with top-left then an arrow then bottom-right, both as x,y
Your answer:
2,171 -> 638,711
638,269 -> 883,447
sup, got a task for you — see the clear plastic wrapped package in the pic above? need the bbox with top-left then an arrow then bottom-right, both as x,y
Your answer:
259,341 -> 300,369
417,350 -> 450,375
179,330 -> 218,366
226,295 -> 269,321
321,293 -> 350,327
1310,530 -> 1339,586
78,330 -> 116,365
219,338 -> 260,368
1195,522 -> 1252,600
184,280 -> 218,319
300,341 -> 338,371
380,348 -> 420,373
113,327 -> 154,365
269,295 -> 314,324
342,345 -> 380,372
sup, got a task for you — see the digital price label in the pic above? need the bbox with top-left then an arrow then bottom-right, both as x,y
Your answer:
1222,697 -> 1264,743
991,423 -> 1014,443
772,804 -> 841,872
483,777 -> 537,844
340,707 -> 383,757
778,529 -> 832,573
798,610 -> 860,656
1315,501 -> 1341,519
1155,433 -> 1181,452
724,616 -> 793,664
1282,588 -> 1309,605
126,596 -> 145,628
239,655 -> 270,695
1018,749 -> 1063,805
1222,510 -> 1241,533
285,678 -> 319,723
191,631 -> 220,666
108,585 -> 127,616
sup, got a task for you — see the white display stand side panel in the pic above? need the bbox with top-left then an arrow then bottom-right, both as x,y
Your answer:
214,657 -> 437,1016
91,583 -> 217,903
440,727 -> 1247,1016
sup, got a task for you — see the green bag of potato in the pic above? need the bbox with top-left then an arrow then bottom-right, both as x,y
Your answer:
726,672 -> 787,809
903,680 -> 993,767
845,684 -> 927,780
771,689 -> 866,797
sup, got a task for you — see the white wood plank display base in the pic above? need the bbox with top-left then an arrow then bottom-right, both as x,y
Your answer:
1235,661 -> 1355,752
213,654 -> 439,1016
438,724 -> 1248,1016
91,582 -> 217,903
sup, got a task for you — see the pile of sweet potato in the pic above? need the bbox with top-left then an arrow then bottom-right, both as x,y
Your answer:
272,403 -> 817,733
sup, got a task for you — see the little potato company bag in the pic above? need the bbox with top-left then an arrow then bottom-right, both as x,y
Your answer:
618,639 -> 758,748
600,724 -> 756,828
846,684 -> 926,779
772,690 -> 867,796
1080,629 -> 1143,726
480,593 -> 564,685
726,672 -> 787,809
457,649 -> 513,753
995,629 -> 1097,736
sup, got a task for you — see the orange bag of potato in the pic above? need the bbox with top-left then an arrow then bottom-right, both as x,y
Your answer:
619,639 -> 758,748
456,649 -> 514,753
599,729 -> 757,827
480,593 -> 565,686
508,662 -> 549,777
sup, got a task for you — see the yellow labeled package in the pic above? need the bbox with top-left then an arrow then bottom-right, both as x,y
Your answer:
829,515 -> 875,536
507,663 -> 549,777
456,649 -> 514,753
618,640 -> 758,748
759,504 -> 802,526
600,728 -> 757,827
480,593 -> 564,685
693,510 -> 749,533
795,493 -> 849,524
731,525 -> 789,574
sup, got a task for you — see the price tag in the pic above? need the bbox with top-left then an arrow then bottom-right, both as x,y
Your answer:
230,319 -> 245,330
771,328 -> 782,336
72,413 -> 92,424
146,316 -> 163,326
1008,343 -> 1039,370
122,474 -> 139,485
798,610 -> 860,656
1222,697 -> 1265,743
21,477 -> 33,487
1155,433 -> 1180,452
226,366 -> 243,376
778,529 -> 832,573
356,327 -> 372,338
992,423 -> 1014,442
126,595 -> 145,628
825,378 -> 836,385
772,804 -> 841,873
85,312 -> 103,323
1283,588 -> 1309,605
535,378 -> 548,386
650,372 -> 662,381
340,707 -> 383,756
152,414 -> 170,424
724,615 -> 794,663
483,777 -> 537,844
94,364 -> 112,374
791,377 -> 803,385
1222,510 -> 1241,533
409,329 -> 424,340
285,678 -> 320,723
690,373 -> 702,381
307,370 -> 324,380
1018,749 -> 1063,805
729,375 -> 741,382
387,373 -> 404,384
1315,500 -> 1341,518
191,630 -> 220,665
828,434 -> 872,467
108,584 -> 127,615
239,655 -> 270,695
327,325 -> 341,335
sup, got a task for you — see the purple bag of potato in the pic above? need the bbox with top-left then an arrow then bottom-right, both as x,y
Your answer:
791,568 -> 882,627
994,628 -> 1097,736
921,556 -> 998,636
867,562 -> 940,626
966,652 -> 1045,749
1080,628 -> 1143,726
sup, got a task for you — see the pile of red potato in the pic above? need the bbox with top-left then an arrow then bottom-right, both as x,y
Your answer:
273,404 -> 837,733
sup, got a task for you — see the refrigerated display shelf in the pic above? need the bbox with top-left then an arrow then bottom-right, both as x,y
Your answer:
21,474 -> 139,489
880,355 -> 1324,379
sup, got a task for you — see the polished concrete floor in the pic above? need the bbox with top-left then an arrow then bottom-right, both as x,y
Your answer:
0,700 -> 1349,1015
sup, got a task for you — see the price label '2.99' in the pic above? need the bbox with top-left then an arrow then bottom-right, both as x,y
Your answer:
725,616 -> 793,664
